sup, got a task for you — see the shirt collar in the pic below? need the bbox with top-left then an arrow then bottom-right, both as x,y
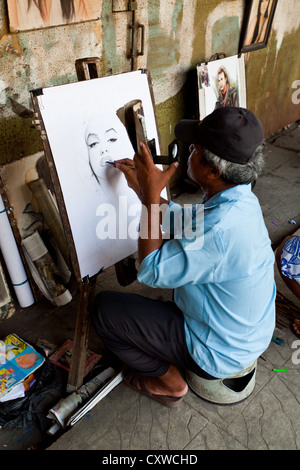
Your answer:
202,183 -> 252,209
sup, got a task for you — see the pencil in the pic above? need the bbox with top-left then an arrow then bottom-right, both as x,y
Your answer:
123,164 -> 135,170
106,161 -> 135,170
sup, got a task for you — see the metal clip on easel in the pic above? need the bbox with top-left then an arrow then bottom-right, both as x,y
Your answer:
148,139 -> 179,166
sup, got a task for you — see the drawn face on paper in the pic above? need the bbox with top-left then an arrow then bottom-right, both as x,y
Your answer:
85,116 -> 128,185
86,124 -> 118,179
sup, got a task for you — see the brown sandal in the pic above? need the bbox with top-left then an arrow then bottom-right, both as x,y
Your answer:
122,367 -> 183,408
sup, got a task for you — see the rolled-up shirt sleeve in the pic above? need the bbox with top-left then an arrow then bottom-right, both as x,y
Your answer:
137,202 -> 222,289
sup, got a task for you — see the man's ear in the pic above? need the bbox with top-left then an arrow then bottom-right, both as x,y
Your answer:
209,165 -> 222,180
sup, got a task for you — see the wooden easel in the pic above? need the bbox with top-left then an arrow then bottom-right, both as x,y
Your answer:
31,61 -> 164,392
66,58 -> 102,392
30,58 -> 104,392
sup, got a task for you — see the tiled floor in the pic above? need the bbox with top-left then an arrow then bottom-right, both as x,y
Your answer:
1,124 -> 300,451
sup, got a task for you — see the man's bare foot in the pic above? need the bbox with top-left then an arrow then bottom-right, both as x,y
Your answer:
123,365 -> 186,407
142,364 -> 188,398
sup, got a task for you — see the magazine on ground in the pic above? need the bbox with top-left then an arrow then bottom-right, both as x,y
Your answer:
49,339 -> 101,377
0,334 -> 45,400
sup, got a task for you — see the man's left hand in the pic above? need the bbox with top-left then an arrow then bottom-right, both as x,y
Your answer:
134,142 -> 178,204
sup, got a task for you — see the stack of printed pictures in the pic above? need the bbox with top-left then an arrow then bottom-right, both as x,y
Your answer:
197,55 -> 246,120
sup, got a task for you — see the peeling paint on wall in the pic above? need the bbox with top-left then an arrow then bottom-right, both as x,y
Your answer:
0,30 -> 22,57
211,16 -> 239,57
147,0 -> 197,105
205,1 -> 243,60
0,0 -> 299,165
272,0 -> 300,59
1,24 -> 102,111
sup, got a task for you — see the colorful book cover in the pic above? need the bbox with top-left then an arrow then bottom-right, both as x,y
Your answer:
0,334 -> 45,399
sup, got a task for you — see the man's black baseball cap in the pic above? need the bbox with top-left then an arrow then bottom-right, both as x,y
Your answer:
174,107 -> 264,165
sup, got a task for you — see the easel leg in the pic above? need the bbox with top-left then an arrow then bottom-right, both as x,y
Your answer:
67,277 -> 95,392
66,58 -> 102,393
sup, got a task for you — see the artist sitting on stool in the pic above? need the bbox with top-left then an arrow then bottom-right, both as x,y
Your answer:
91,107 -> 276,407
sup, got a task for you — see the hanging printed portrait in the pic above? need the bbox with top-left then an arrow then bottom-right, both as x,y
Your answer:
239,0 -> 278,52
197,55 -> 246,120
7,0 -> 101,32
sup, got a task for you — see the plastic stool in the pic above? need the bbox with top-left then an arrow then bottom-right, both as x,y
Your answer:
186,360 -> 257,405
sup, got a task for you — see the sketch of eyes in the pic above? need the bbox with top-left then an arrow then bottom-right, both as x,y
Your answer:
88,138 -> 117,149
105,128 -> 118,144
88,141 -> 98,149
86,128 -> 118,150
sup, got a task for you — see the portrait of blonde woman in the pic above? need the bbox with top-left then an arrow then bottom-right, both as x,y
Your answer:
8,0 -> 99,31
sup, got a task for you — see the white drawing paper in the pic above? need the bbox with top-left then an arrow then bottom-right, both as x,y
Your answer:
35,71 -> 165,279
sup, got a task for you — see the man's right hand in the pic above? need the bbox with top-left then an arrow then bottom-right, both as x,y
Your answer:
114,158 -> 142,199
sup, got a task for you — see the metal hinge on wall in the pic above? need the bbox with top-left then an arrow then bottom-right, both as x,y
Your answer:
112,1 -> 145,70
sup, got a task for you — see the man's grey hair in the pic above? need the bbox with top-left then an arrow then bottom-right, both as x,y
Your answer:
202,145 -> 265,185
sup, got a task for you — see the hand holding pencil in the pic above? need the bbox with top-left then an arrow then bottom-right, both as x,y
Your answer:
113,159 -> 136,171
114,158 -> 141,198
115,142 -> 178,203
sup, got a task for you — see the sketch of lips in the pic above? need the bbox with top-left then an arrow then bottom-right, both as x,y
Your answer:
100,157 -> 114,167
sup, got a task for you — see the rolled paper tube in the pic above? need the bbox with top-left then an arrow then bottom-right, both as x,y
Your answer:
0,196 -> 34,307
28,178 -> 69,263
21,231 -> 72,307
0,261 -> 11,307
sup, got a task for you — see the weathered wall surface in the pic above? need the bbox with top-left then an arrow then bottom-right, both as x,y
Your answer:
0,0 -> 299,167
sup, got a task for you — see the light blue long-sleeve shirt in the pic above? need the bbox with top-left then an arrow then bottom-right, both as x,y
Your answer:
137,184 -> 276,378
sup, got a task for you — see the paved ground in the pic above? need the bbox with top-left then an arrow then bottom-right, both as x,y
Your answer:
1,124 -> 299,451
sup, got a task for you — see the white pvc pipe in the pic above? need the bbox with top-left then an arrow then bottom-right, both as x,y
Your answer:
0,196 -> 34,308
